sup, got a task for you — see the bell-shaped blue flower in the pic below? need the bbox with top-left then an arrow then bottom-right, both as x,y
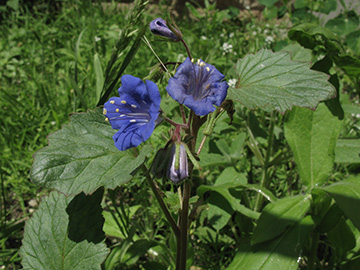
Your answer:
166,57 -> 229,116
104,75 -> 161,151
150,17 -> 181,41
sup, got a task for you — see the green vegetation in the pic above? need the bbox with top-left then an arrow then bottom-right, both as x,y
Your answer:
1,0 -> 360,269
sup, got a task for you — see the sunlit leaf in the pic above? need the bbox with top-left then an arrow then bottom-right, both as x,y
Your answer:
228,49 -> 336,113
228,216 -> 314,270
252,195 -> 311,244
284,103 -> 342,188
321,176 -> 360,231
30,109 -> 152,196
20,191 -> 109,270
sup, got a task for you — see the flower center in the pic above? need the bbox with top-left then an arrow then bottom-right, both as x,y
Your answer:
104,100 -> 151,125
187,59 -> 212,100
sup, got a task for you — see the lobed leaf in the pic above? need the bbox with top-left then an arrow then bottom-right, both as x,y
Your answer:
20,191 -> 109,270
228,49 -> 336,113
30,109 -> 152,196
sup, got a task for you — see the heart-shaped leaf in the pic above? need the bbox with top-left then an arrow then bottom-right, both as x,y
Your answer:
30,109 -> 152,196
228,49 -> 336,113
20,191 -> 109,270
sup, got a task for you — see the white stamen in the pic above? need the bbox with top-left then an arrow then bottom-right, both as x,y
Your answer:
120,114 -> 125,117
206,67 -> 210,72
131,104 -> 137,108
130,119 -> 136,123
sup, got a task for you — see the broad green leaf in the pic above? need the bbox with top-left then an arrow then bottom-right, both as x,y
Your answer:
20,191 -> 109,270
327,217 -> 356,261
346,30 -> 360,55
207,192 -> 234,230
280,43 -> 312,62
197,185 -> 260,220
335,139 -> 360,163
284,103 -> 342,188
288,23 -> 344,55
228,216 -> 314,270
325,11 -> 359,36
321,176 -> 360,231
228,49 -> 336,113
30,109 -> 152,196
252,195 -> 311,244
215,167 -> 247,186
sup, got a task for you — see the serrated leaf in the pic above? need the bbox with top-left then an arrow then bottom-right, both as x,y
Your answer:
30,109 -> 152,196
228,49 -> 336,113
335,139 -> 360,163
284,103 -> 342,188
228,216 -> 314,270
20,191 -> 109,270
321,176 -> 360,231
252,195 -> 311,245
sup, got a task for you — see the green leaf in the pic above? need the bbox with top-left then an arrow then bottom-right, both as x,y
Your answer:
288,23 -> 360,79
94,53 -> 104,103
280,43 -> 312,62
102,205 -> 141,239
30,109 -> 152,196
228,49 -> 336,113
288,23 -> 344,55
284,103 -> 342,188
207,192 -> 234,230
321,176 -> 360,231
197,185 -> 260,220
228,216 -> 314,270
335,139 -> 360,163
327,217 -> 356,261
325,11 -> 360,36
252,195 -> 311,244
20,191 -> 109,270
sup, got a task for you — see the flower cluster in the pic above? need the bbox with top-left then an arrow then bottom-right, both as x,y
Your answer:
104,17 -> 229,183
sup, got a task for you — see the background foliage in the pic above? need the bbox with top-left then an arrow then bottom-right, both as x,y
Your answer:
1,0 -> 360,269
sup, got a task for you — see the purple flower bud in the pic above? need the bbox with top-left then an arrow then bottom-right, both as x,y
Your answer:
150,18 -> 181,41
167,142 -> 189,184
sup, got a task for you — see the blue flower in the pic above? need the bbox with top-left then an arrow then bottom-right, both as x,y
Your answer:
104,75 -> 161,151
149,18 -> 181,41
166,57 -> 229,116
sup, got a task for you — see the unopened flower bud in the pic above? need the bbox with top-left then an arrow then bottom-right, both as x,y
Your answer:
149,18 -> 181,41
167,142 -> 189,184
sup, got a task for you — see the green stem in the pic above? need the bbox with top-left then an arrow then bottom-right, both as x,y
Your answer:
141,165 -> 180,239
253,111 -> 276,212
